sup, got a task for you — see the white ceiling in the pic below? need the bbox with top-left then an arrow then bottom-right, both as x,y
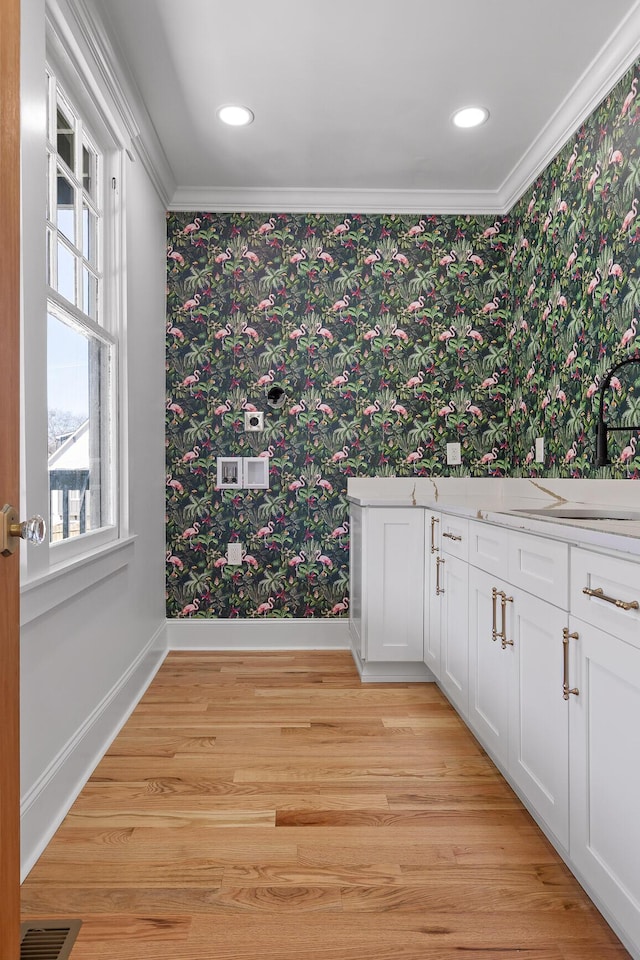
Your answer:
92,0 -> 640,212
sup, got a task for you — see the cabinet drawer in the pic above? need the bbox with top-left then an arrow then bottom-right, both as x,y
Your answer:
468,520 -> 508,576
571,547 -> 640,648
506,530 -> 569,609
441,515 -> 469,561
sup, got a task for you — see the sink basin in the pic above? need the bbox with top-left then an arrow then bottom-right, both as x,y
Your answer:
511,507 -> 640,521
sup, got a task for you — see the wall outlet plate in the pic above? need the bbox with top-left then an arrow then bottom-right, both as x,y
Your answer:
244,411 -> 264,432
446,442 -> 462,466
227,542 -> 243,565
535,437 -> 544,463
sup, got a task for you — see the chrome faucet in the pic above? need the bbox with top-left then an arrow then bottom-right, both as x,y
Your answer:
595,355 -> 640,467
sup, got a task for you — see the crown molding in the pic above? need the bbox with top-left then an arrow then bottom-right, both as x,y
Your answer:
58,0 -> 176,206
497,0 -> 640,213
169,185 -> 505,216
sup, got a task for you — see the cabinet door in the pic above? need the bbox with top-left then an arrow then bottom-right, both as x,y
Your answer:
509,591 -> 568,850
440,554 -> 469,718
468,567 -> 509,767
424,512 -> 441,677
570,617 -> 640,952
366,508 -> 424,662
348,505 -> 363,656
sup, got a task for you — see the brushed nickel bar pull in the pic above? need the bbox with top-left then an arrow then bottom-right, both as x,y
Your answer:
500,593 -> 514,649
562,627 -> 580,700
443,532 -> 462,541
436,556 -> 445,596
582,586 -> 639,612
491,587 -> 498,642
430,515 -> 439,554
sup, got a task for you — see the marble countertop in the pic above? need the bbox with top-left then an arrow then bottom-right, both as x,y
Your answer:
346,478 -> 640,559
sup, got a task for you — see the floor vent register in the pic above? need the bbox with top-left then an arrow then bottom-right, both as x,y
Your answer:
20,920 -> 82,960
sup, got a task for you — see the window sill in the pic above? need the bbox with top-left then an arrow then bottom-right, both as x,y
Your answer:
20,534 -> 137,626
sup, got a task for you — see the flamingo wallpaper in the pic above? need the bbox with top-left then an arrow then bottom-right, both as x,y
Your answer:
166,59 -> 640,620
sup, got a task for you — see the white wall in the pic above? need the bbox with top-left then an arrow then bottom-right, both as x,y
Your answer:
19,0 -> 167,877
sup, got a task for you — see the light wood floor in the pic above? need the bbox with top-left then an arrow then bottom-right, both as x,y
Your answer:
21,651 -> 630,959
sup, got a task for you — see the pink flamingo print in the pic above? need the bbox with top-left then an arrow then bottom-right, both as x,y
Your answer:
166,551 -> 183,570
482,220 -> 501,239
565,343 -> 578,367
315,549 -> 333,568
289,399 -> 306,416
621,198 -> 638,234
318,250 -> 334,266
480,447 -> 498,465
317,478 -> 333,494
406,371 -> 424,389
467,253 -> 485,269
181,445 -> 200,464
527,191 -> 537,216
363,324 -> 381,341
256,597 -> 275,615
256,370 -> 275,387
241,245 -> 260,265
466,325 -> 483,344
183,293 -> 201,312
407,295 -> 425,313
213,556 -> 227,568
288,476 -> 305,492
586,162 -> 601,191
331,371 -> 349,388
242,552 -> 258,568
439,250 -> 457,267
316,323 -> 334,341
166,476 -> 184,494
564,441 -> 578,464
289,248 -> 307,266
331,597 -> 349,615
288,550 -> 306,567
439,325 -> 457,342
181,598 -> 200,617
407,220 -> 426,237
331,521 -> 349,538
241,321 -> 259,340
620,77 -> 638,118
391,402 -> 408,416
289,323 -> 307,340
215,247 -> 232,264
437,401 -> 456,418
332,218 -> 351,236
167,322 -> 184,340
482,297 -> 500,314
392,325 -> 408,342
214,324 -> 232,340
316,401 -> 334,417
565,244 -> 578,271
620,437 -> 637,463
363,400 -> 381,416
406,447 -> 424,464
242,400 -> 259,412
566,145 -> 578,173
480,373 -> 499,390
257,294 -> 275,312
182,218 -> 201,236
257,217 -> 276,235
392,251 -> 409,266
465,400 -> 482,419
182,370 -> 201,390
586,377 -> 601,399
620,317 -> 638,348
609,149 -> 624,166
258,445 -> 274,459
364,249 -> 382,266
610,376 -> 622,392
214,399 -> 231,416
255,521 -> 275,539
167,246 -> 184,265
556,386 -> 567,403
587,269 -> 601,296
166,399 -> 184,417
331,294 -> 350,313
541,391 -> 552,410
608,260 -> 623,279
181,521 -> 200,541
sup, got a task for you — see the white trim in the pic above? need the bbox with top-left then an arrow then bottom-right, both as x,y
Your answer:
350,644 -> 435,684
497,1 -> 640,214
20,621 -> 168,881
20,534 -> 136,625
166,617 -> 351,651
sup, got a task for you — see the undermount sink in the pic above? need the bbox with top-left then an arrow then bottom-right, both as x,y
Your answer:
511,507 -> 640,521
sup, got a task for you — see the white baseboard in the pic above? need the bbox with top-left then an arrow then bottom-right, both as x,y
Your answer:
166,617 -> 351,650
20,621 -> 168,881
350,644 -> 435,683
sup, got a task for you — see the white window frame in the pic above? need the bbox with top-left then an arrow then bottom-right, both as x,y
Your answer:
20,14 -> 130,600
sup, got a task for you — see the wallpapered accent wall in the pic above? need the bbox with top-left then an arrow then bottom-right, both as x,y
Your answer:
166,60 -> 640,619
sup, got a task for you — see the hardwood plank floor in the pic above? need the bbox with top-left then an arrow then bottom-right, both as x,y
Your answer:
21,651 -> 631,959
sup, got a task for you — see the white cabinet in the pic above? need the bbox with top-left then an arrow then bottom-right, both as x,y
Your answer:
439,519 -> 469,718
468,566 -> 510,766
568,549 -> 640,957
349,505 -> 424,663
424,511 -> 442,678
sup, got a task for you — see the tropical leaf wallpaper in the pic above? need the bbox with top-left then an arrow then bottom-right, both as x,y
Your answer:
166,60 -> 640,619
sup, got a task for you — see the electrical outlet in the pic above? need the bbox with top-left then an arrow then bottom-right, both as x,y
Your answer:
535,437 -> 544,463
226,542 -> 243,565
244,411 -> 264,432
446,442 -> 461,466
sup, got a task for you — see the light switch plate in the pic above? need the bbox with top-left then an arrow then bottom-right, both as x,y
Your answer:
535,437 -> 544,463
446,442 -> 461,466
227,542 -> 243,565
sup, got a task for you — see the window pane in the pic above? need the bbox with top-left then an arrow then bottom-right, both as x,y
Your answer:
56,106 -> 75,170
56,241 -> 76,304
57,170 -> 76,244
82,266 -> 98,319
82,204 -> 97,264
47,313 -> 112,542
82,144 -> 97,199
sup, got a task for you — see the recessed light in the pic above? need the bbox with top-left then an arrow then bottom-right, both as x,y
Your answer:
452,106 -> 489,129
217,104 -> 254,127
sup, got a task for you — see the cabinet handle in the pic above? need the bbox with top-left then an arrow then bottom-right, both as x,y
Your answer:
500,593 -> 514,649
562,627 -> 580,700
491,587 -> 498,641
430,515 -> 439,554
582,586 -> 639,612
443,532 -> 462,541
436,556 -> 445,596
